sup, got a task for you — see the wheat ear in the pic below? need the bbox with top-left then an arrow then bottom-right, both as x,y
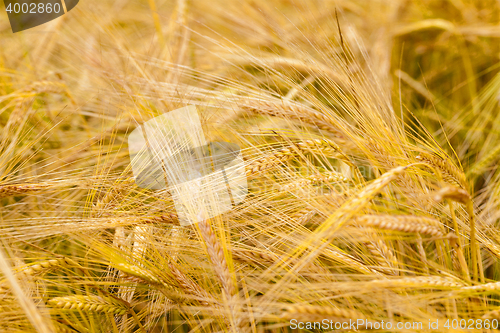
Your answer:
367,276 -> 464,289
1,257 -> 79,292
282,165 -> 409,274
433,186 -> 471,205
354,215 -> 444,237
482,309 -> 500,319
141,213 -> 179,225
416,152 -> 467,188
459,281 -> 500,292
245,147 -> 294,176
21,257 -> 77,276
281,171 -> 348,191
364,238 -> 399,275
48,295 -> 128,315
468,144 -> 500,176
168,263 -> 216,305
245,139 -> 342,177
0,183 -> 53,199
94,178 -> 135,216
116,262 -> 163,286
241,98 -> 341,134
198,219 -> 236,298
293,209 -> 318,225
323,248 -> 383,275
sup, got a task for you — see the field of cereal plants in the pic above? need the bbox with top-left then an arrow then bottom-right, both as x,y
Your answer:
1,0 -> 500,331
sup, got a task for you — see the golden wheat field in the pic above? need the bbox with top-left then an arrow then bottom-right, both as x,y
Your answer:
1,0 -> 500,332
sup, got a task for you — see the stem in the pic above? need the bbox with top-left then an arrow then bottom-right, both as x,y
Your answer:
147,0 -> 165,49
466,201 -> 478,282
448,200 -> 470,282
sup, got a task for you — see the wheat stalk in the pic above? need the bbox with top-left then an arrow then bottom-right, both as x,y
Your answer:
433,186 -> 478,281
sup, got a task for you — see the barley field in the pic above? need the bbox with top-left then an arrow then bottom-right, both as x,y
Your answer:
1,0 -> 500,332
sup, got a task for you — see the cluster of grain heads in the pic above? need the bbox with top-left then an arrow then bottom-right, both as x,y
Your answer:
3,0 -> 500,330
48,295 -> 128,315
270,165 -> 411,281
307,166 -> 411,247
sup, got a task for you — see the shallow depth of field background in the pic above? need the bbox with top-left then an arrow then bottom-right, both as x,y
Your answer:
1,0 -> 500,332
